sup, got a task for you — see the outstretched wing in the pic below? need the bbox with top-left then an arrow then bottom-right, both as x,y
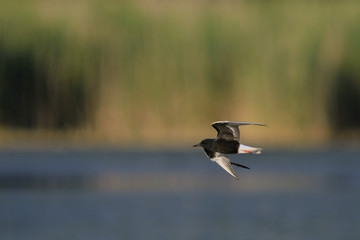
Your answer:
203,149 -> 239,180
212,121 -> 265,141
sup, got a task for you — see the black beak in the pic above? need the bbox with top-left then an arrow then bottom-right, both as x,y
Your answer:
193,143 -> 201,147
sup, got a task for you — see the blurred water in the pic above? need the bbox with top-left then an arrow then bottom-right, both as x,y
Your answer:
0,148 -> 359,240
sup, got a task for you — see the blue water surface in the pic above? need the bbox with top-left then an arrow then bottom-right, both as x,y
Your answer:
0,148 -> 359,240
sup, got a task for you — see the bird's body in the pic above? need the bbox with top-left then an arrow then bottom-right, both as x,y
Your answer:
193,121 -> 265,180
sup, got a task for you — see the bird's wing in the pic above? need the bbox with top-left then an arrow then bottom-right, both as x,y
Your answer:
204,149 -> 239,180
214,154 -> 239,180
212,121 -> 265,141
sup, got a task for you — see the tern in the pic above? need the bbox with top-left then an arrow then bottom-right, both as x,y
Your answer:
193,121 -> 265,180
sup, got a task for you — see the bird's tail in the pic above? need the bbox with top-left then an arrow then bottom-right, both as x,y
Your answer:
238,144 -> 262,154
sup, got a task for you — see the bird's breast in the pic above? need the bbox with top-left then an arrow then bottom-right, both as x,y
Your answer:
213,139 -> 239,154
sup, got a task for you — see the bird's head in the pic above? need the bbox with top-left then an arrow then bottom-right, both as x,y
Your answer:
193,139 -> 212,148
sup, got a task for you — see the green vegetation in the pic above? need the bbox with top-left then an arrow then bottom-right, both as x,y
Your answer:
0,0 -> 360,146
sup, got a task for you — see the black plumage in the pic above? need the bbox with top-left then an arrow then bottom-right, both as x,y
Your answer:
193,121 -> 265,179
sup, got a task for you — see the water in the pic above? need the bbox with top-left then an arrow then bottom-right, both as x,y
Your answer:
0,148 -> 359,240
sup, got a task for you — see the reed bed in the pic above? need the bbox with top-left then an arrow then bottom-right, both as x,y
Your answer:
1,0 -> 360,146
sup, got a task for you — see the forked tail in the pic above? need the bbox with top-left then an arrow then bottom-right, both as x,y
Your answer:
238,144 -> 262,154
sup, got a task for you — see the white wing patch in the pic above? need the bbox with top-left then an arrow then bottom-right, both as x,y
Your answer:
211,154 -> 239,180
212,121 -> 265,127
227,125 -> 236,137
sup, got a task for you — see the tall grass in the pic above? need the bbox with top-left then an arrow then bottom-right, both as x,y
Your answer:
0,0 -> 360,146
0,1 -> 100,130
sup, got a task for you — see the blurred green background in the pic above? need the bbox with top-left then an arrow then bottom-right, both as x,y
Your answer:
1,0 -> 360,147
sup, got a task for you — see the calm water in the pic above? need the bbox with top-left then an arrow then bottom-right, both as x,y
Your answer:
0,148 -> 359,240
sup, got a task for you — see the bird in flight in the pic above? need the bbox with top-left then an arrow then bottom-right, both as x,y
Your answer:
193,121 -> 265,180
